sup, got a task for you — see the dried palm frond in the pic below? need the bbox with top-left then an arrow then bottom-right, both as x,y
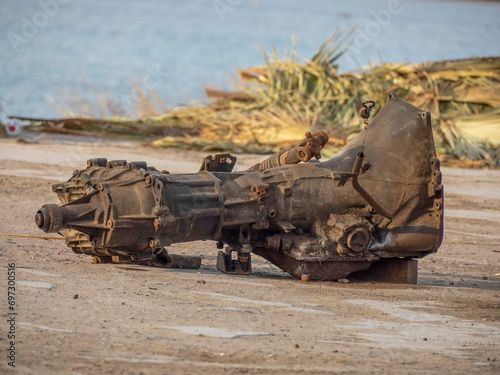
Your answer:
46,32 -> 500,166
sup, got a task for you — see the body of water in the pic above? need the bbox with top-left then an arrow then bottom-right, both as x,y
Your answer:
1,0 -> 499,118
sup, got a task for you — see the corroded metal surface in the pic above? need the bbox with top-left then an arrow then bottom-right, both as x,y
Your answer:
35,94 -> 443,281
248,131 -> 329,171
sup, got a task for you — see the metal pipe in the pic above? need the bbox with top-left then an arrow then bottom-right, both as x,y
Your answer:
351,152 -> 393,220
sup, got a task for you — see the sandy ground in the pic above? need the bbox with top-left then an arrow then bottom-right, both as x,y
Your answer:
0,135 -> 499,374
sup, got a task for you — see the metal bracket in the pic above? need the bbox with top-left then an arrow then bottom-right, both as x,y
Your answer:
335,172 -> 357,187
199,153 -> 237,173
216,249 -> 252,275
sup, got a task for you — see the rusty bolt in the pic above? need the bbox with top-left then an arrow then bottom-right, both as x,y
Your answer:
238,254 -> 249,262
161,170 -> 170,174
361,162 -> 371,171
97,184 -> 104,191
107,220 -> 113,228
149,239 -> 155,248
301,274 -> 310,282
145,176 -> 151,184
153,219 -> 159,228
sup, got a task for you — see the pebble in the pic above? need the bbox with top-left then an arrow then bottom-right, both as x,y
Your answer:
73,294 -> 78,299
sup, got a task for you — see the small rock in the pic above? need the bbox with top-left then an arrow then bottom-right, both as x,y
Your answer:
294,344 -> 300,348
197,279 -> 206,284
482,276 -> 488,280
449,282 -> 454,286
338,278 -> 350,284
423,338 -> 428,341
73,294 -> 78,299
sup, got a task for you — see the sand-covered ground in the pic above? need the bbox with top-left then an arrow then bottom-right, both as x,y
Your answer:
0,136 -> 499,374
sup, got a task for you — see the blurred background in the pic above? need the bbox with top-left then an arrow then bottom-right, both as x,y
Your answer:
1,0 -> 499,165
1,0 -> 499,117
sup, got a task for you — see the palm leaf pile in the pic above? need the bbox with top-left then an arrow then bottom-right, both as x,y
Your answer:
153,33 -> 500,166
26,32 -> 500,166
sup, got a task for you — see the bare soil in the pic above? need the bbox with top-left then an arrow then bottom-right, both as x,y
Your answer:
0,135 -> 499,374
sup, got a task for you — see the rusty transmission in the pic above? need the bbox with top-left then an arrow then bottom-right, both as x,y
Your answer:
35,94 -> 443,280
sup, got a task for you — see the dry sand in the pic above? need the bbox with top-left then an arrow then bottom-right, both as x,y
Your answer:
0,135 -> 499,374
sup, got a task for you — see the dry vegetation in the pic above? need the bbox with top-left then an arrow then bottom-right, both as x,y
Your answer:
26,32 -> 500,166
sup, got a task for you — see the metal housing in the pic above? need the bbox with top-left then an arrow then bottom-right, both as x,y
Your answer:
35,94 -> 443,280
